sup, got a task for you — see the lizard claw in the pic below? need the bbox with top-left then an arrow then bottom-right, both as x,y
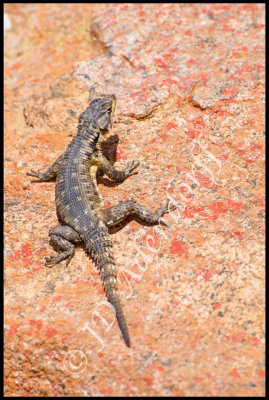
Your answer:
26,169 -> 44,182
45,255 -> 58,268
157,199 -> 176,218
45,248 -> 74,268
124,160 -> 139,177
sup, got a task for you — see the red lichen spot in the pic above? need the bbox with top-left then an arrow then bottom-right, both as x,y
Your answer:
145,376 -> 154,386
256,64 -> 264,70
176,96 -> 182,106
46,328 -> 58,338
142,228 -> 161,250
23,184 -> 31,191
217,153 -> 229,161
251,195 -> 265,207
183,205 -> 205,219
169,238 -> 189,258
29,319 -> 43,331
162,52 -> 174,61
8,323 -> 23,335
159,77 -> 185,91
102,387 -> 113,395
116,148 -> 127,160
230,229 -> 244,239
159,132 -> 168,141
250,142 -> 262,151
104,202 -> 113,209
154,57 -> 167,69
190,336 -> 200,348
190,115 -> 205,127
214,303 -> 221,309
195,172 -> 218,189
10,243 -> 39,270
231,332 -> 247,343
221,24 -> 235,32
226,199 -> 244,214
162,184 -> 173,192
213,107 -> 232,118
252,337 -> 261,347
186,129 -> 198,140
99,287 -> 105,295
129,91 -> 139,99
241,3 -> 258,11
194,376 -> 203,382
229,368 -> 241,379
148,362 -> 165,372
221,88 -> 238,97
245,157 -> 255,164
243,118 -> 254,126
166,122 -> 178,131
138,9 -> 146,17
258,369 -> 265,378
119,4 -> 129,10
201,270 -> 213,281
208,201 -> 227,220
171,300 -> 181,308
215,4 -> 231,9
10,61 -> 22,70
236,148 -> 246,157
185,29 -> 192,36
187,58 -> 196,67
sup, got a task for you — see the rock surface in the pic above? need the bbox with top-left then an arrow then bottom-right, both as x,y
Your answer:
4,3 -> 264,397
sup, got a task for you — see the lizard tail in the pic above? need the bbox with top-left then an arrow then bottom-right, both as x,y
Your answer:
88,241 -> 130,347
102,266 -> 131,347
106,289 -> 130,348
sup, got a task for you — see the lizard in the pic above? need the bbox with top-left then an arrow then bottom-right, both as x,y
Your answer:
27,94 -> 173,347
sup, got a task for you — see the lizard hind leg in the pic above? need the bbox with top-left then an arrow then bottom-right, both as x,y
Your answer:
45,225 -> 81,267
104,199 -> 171,228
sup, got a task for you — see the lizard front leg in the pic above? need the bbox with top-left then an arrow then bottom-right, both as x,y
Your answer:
98,153 -> 139,182
26,153 -> 64,182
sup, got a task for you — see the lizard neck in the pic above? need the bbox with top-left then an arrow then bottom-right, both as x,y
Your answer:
77,121 -> 101,151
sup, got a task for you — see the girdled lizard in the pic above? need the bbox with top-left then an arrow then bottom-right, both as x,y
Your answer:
27,94 -> 172,347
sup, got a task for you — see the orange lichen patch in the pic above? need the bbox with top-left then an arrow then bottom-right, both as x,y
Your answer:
23,131 -> 66,150
5,177 -> 33,199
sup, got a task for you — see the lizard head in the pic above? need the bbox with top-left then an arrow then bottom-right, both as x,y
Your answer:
86,94 -> 116,133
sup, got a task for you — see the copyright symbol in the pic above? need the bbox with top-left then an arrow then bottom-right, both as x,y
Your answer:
63,350 -> 87,375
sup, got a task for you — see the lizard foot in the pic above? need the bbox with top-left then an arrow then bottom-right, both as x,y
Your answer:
124,160 -> 139,178
45,248 -> 74,268
26,169 -> 45,182
156,199 -> 176,219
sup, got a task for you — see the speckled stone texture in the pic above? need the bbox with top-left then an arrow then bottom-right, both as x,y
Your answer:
4,3 -> 264,397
